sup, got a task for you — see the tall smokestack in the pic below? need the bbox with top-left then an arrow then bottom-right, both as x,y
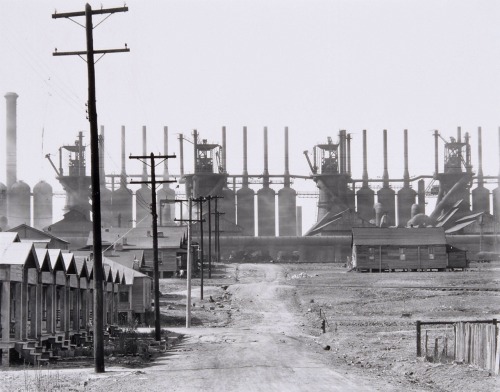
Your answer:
284,127 -> 290,187
5,92 -> 18,189
263,127 -> 269,187
120,126 -> 126,177
163,126 -> 170,182
339,130 -> 345,174
99,125 -> 105,186
193,129 -> 198,172
242,126 -> 248,186
179,134 -> 184,176
403,129 -> 410,187
362,130 -> 369,186
478,127 -> 484,186
382,129 -> 389,187
222,126 -> 227,173
142,126 -> 147,181
347,133 -> 352,176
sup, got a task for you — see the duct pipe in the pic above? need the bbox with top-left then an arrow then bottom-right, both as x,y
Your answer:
5,92 -> 18,189
99,125 -> 105,186
178,134 -> 184,176
429,175 -> 471,221
242,126 -> 248,186
347,133 -> 352,176
434,130 -> 439,177
362,130 -> 369,186
142,126 -> 147,181
403,129 -> 410,187
222,126 -> 227,173
477,127 -> 484,186
382,129 -> 389,187
457,126 -> 463,166
284,127 -> 290,187
120,126 -> 126,177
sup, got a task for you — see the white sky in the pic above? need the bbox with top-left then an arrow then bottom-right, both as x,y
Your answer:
1,0 -> 500,231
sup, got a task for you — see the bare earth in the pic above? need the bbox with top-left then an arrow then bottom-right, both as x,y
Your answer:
2,262 -> 499,392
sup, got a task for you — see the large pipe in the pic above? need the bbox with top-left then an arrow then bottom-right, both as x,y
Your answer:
362,129 -> 368,187
5,92 -> 18,189
263,127 -> 269,187
477,127 -> 483,186
242,126 -> 248,186
382,129 -> 389,187
457,126 -> 463,165
403,129 -> 409,187
284,126 -> 290,187
434,130 -> 439,177
222,126 -> 227,173
179,134 -> 184,176
142,126 -> 147,181
465,132 -> 471,173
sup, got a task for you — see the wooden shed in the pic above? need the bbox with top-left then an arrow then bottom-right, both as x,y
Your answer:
351,227 -> 455,272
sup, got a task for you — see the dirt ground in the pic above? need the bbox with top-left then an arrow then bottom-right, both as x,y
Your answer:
1,261 -> 499,391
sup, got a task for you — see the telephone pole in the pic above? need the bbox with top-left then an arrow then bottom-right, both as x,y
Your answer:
130,153 -> 176,341
52,3 -> 129,373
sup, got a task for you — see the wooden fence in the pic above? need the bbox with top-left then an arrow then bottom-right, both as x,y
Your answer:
416,319 -> 498,375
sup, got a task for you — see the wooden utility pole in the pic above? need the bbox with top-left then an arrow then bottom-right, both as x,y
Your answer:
197,198 -> 205,300
130,153 -> 176,341
52,3 -> 129,373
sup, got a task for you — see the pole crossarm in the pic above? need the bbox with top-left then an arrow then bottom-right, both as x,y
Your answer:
52,7 -> 129,19
175,218 -> 205,223
53,48 -> 130,56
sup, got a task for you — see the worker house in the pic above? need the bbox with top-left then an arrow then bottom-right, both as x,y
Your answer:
351,227 -> 467,272
0,232 -> 151,367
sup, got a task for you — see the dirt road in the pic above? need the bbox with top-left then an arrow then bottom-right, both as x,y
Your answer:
82,264 -> 378,391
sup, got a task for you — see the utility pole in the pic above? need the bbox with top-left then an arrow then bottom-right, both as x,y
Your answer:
52,3 -> 129,373
175,200 -> 204,327
130,153 -> 176,341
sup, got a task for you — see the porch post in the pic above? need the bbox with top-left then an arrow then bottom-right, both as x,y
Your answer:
29,284 -> 37,339
73,278 -> 81,331
1,281 -> 11,343
21,267 -> 29,340
36,275 -> 43,338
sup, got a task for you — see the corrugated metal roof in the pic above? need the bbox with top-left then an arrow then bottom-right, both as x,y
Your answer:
352,227 -> 447,246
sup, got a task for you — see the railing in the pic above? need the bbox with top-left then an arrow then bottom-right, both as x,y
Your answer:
416,319 -> 498,375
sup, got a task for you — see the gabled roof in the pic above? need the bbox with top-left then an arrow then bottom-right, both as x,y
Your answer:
35,248 -> 52,272
8,224 -> 70,244
0,242 -> 39,270
61,253 -> 78,275
103,250 -> 144,270
352,227 -> 447,246
0,232 -> 21,245
74,255 -> 90,279
47,249 -> 66,272
103,256 -> 149,285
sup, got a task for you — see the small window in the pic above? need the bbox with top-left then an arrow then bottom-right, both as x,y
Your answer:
368,247 -> 375,260
119,291 -> 129,303
428,246 -> 435,260
399,248 -> 405,261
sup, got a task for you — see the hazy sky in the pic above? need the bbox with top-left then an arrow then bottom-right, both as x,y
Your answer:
1,0 -> 499,231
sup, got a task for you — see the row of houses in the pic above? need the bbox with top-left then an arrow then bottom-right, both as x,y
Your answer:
0,231 -> 152,367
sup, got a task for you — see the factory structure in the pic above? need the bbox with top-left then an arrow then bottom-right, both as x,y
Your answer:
1,92 -> 500,262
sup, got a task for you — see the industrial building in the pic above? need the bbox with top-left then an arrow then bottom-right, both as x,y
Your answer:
1,92 -> 500,262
